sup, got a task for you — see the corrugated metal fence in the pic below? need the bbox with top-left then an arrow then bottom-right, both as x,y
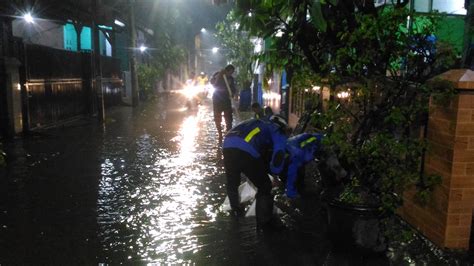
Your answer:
23,44 -> 123,129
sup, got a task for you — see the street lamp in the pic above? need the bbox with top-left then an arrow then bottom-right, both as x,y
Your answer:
200,28 -> 206,33
212,47 -> 219,54
139,45 -> 147,53
114,19 -> 125,27
23,12 -> 34,24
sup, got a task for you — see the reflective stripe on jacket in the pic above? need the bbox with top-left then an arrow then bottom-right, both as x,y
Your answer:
285,133 -> 324,198
223,119 -> 287,174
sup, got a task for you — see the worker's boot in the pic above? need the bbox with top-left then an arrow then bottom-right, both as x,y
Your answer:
228,189 -> 243,218
256,195 -> 285,232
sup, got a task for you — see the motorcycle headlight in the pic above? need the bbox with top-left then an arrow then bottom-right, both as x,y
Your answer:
181,86 -> 198,98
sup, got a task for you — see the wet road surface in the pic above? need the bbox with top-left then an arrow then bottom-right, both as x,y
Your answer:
0,94 -> 470,265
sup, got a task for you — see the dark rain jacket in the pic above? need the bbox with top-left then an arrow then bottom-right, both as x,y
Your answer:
212,73 -> 236,103
285,133 -> 323,198
223,119 -> 287,175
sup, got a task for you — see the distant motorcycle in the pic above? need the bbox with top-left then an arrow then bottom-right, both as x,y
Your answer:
180,83 -> 203,110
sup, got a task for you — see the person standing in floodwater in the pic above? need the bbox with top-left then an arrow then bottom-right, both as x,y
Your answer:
211,65 -> 236,142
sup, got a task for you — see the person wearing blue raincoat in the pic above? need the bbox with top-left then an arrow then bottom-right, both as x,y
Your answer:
223,115 -> 288,230
284,133 -> 324,198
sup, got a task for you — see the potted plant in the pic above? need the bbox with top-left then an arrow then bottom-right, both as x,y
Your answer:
233,0 -> 458,252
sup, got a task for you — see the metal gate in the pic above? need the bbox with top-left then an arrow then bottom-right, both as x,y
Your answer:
27,79 -> 86,128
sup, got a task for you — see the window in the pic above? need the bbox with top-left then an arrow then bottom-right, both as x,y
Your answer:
80,27 -> 92,51
63,23 -> 77,51
412,0 -> 466,15
432,0 -> 466,15
414,1 -> 429,13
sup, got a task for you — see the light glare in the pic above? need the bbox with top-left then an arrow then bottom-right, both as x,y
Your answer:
24,13 -> 34,24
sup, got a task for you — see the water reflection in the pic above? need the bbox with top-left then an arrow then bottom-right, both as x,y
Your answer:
97,104 -> 219,264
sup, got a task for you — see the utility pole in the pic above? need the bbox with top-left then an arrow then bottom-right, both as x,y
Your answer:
0,17 -> 22,138
129,0 -> 139,107
92,0 -> 105,122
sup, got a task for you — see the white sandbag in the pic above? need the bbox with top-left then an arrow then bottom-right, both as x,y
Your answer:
245,199 -> 256,217
239,181 -> 257,203
221,181 -> 257,212
221,196 -> 231,211
221,176 -> 283,215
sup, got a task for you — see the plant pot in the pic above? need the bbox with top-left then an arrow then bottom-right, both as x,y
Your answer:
327,199 -> 387,254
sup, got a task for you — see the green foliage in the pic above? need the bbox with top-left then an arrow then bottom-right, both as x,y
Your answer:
291,68 -> 321,91
136,28 -> 186,99
428,78 -> 457,105
149,30 -> 187,78
382,218 -> 415,243
310,2 -> 327,32
233,1 -> 457,215
215,11 -> 255,87
339,178 -> 364,205
137,64 -> 160,98
415,174 -> 443,205
134,0 -> 190,85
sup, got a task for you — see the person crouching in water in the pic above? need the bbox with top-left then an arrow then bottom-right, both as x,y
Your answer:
251,102 -> 264,119
252,102 -> 273,121
223,115 -> 289,231
283,133 -> 347,199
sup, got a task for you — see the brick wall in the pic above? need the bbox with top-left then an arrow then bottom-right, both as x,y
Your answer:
400,70 -> 474,250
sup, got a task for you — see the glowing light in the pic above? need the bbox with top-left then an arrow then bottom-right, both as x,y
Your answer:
17,83 -> 21,91
114,19 -> 125,27
179,84 -> 203,100
200,28 -> 206,33
23,13 -> 34,24
312,86 -> 321,92
248,12 -> 253,17
262,92 -> 281,101
337,91 -> 350,99
267,79 -> 272,85
139,45 -> 147,53
145,28 -> 154,36
211,47 -> 219,53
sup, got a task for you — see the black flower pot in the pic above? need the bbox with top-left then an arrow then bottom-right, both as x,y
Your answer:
327,199 -> 387,254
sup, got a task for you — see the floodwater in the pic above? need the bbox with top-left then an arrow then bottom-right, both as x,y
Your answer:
0,94 -> 470,265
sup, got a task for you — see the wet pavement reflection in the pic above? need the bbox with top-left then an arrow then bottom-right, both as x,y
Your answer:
0,94 -> 471,265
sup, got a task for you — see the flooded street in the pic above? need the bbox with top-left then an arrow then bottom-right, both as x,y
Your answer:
0,94 -> 468,265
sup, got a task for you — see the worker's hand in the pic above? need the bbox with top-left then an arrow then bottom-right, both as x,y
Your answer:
272,178 -> 283,189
